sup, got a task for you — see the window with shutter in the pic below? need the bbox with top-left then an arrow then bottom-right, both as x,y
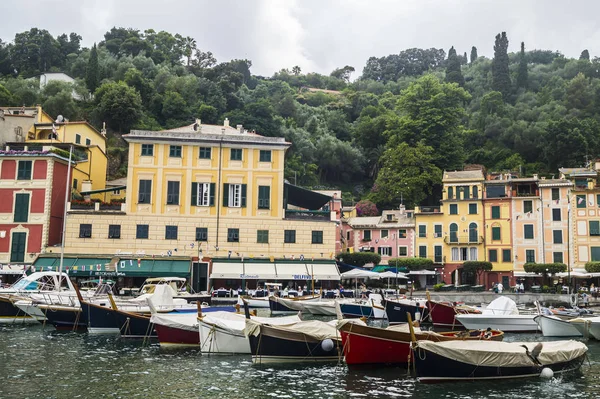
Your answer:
14,193 -> 29,223
284,230 -> 296,243
138,180 -> 151,204
257,230 -> 269,243
10,232 -> 26,262
312,231 -> 323,244
258,186 -> 270,209
590,221 -> 600,236
108,225 -> 121,239
489,249 -> 498,262
502,249 -> 511,262
196,227 -> 208,241
17,161 -> 32,180
166,181 -> 180,205
524,224 -> 534,239
165,226 -> 178,239
136,225 -> 149,239
228,228 -> 240,242
492,226 -> 501,240
491,206 -> 500,219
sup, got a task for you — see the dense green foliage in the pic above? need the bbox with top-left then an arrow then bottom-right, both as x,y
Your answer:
462,261 -> 493,284
523,262 -> 567,274
2,28 -> 600,207
585,262 -> 600,273
387,257 -> 433,270
336,252 -> 381,267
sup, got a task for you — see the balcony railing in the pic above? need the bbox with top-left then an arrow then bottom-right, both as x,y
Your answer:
284,209 -> 330,221
443,235 -> 484,244
416,206 -> 441,214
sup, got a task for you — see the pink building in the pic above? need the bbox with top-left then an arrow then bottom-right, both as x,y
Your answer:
341,207 -> 415,264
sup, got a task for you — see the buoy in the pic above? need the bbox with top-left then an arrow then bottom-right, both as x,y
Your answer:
540,367 -> 554,379
321,338 -> 335,351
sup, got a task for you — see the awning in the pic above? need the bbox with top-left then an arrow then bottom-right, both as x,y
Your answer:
33,256 -> 189,277
0,265 -> 28,275
33,256 -> 111,275
211,262 -> 245,279
408,270 -> 436,275
242,263 -> 277,280
275,263 -> 310,280
306,262 -> 340,281
116,258 -> 190,277
513,271 -> 538,277
284,182 -> 331,210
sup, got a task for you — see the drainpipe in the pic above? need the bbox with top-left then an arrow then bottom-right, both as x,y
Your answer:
215,136 -> 223,250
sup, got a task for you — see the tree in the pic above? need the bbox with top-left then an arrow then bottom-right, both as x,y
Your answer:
331,65 -> 355,82
182,36 -> 196,66
445,46 -> 464,86
355,200 -> 379,216
470,46 -> 478,63
387,258 -> 434,271
492,32 -> 511,100
336,252 -> 381,267
462,52 -> 468,65
94,81 -> 143,133
580,49 -> 590,61
371,141 -> 442,209
292,65 -> 301,75
516,42 -> 528,89
85,43 -> 99,93
462,261 -> 493,285
0,84 -> 13,104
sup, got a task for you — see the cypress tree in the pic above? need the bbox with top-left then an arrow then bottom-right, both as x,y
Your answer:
516,42 -> 528,89
580,49 -> 590,61
86,43 -> 99,93
470,46 -> 478,63
462,51 -> 468,65
492,32 -> 511,100
445,46 -> 465,86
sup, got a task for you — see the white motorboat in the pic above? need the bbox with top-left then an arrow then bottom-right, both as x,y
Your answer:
0,272 -> 77,324
569,316 -> 600,339
534,314 -> 582,337
455,297 -> 539,332
199,311 -> 301,354
301,300 -> 338,316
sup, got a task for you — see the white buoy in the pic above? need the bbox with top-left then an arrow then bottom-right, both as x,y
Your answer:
321,338 -> 334,351
540,367 -> 554,379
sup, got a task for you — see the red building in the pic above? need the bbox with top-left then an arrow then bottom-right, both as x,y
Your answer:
0,146 -> 71,270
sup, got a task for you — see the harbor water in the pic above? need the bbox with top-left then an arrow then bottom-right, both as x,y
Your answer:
1,324 -> 600,399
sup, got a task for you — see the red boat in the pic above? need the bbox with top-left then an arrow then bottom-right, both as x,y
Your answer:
152,312 -> 200,347
426,293 -> 481,329
338,321 -> 503,366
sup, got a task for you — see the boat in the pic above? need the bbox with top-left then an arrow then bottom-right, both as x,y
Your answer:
300,300 -> 339,316
534,314 -> 583,337
338,320 -> 503,366
268,294 -> 322,315
238,283 -> 283,308
411,340 -> 588,383
383,297 -> 430,325
245,318 -> 344,363
199,310 -> 301,354
134,277 -> 211,304
569,316 -> 600,339
455,297 -> 539,332
426,293 -> 481,329
0,271 -> 77,324
338,294 -> 386,320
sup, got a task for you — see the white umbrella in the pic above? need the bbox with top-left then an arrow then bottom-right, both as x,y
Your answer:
341,269 -> 381,295
379,271 -> 408,279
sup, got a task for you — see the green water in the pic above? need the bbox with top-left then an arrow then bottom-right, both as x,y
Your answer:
0,325 -> 599,398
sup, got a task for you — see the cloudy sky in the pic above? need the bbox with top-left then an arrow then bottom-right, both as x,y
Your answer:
1,0 -> 598,76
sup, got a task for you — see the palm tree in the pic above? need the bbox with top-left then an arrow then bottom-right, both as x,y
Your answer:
183,36 -> 196,66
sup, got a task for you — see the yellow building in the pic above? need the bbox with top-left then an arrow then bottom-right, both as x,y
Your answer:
559,168 -> 600,269
482,177 -> 513,281
0,106 -> 108,197
49,119 -> 338,292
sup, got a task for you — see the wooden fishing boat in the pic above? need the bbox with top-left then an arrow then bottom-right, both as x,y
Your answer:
411,340 -> 587,383
246,319 -> 342,364
268,294 -> 322,315
426,292 -> 480,329
383,297 -> 430,325
338,321 -> 503,366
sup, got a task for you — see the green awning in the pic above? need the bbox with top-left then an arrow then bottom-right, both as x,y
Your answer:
284,183 -> 331,210
33,256 -> 112,276
116,258 -> 190,278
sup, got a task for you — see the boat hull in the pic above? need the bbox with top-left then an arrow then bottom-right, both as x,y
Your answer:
41,306 -> 86,330
570,319 -> 600,340
535,315 -> 582,337
413,348 -> 585,383
0,296 -> 38,324
155,323 -> 199,347
81,301 -> 121,334
339,303 -> 386,319
301,301 -> 337,316
249,324 -> 340,364
384,299 -> 429,325
455,314 -> 539,332
199,320 -> 249,354
427,300 -> 480,329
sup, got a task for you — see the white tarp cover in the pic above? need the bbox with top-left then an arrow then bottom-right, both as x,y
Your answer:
150,312 -> 199,332
210,262 -> 244,279
203,311 -> 301,335
306,262 -> 341,281
275,263 -> 310,280
482,296 -> 519,315
245,319 -> 338,340
415,340 -> 587,367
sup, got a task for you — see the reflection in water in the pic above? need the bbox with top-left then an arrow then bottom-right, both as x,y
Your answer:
0,326 -> 599,398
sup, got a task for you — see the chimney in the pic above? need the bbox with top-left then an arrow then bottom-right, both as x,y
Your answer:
533,173 -> 538,179
237,124 -> 243,133
224,118 -> 229,127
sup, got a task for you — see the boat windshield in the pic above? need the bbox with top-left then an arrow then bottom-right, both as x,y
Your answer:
11,274 -> 70,291
11,278 -> 39,291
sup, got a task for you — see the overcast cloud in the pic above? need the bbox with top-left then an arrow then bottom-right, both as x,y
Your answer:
1,0 -> 599,76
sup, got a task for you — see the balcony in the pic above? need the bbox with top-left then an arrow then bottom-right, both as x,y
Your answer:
415,206 -> 441,214
284,209 -> 330,221
68,201 -> 126,213
443,235 -> 484,245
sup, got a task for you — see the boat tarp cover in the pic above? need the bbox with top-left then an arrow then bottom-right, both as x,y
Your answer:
202,311 -> 301,335
246,319 -> 338,340
150,312 -> 199,332
482,296 -> 519,315
415,340 -> 587,367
